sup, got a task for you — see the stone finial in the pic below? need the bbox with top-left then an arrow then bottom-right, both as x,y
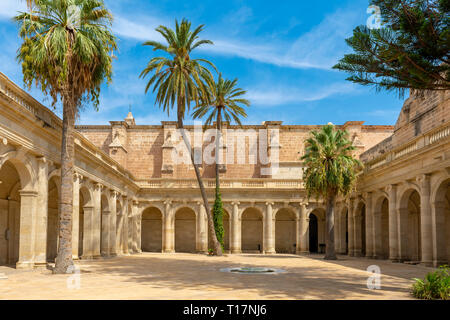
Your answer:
125,111 -> 136,126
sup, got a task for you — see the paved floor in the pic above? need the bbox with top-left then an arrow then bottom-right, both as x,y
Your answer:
0,253 -> 435,300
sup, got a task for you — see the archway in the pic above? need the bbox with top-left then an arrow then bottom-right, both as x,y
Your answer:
309,213 -> 318,253
275,208 -> 296,253
399,189 -> 421,262
141,207 -> 163,252
339,207 -> 349,255
241,208 -> 263,253
223,210 -> 230,252
46,176 -> 59,262
0,161 -> 21,266
175,207 -> 196,252
433,179 -> 449,265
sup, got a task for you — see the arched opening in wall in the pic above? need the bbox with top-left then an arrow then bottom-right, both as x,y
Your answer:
400,189 -> 422,262
141,207 -> 163,252
100,194 -> 109,256
46,176 -> 59,262
434,179 -> 449,265
0,161 -> 21,266
78,187 -> 91,258
223,210 -> 230,252
241,208 -> 263,253
275,208 -> 296,254
360,204 -> 366,257
116,200 -> 123,254
309,213 -> 318,253
175,207 -> 196,253
380,198 -> 390,259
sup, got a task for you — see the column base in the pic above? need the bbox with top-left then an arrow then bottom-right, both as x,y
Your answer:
16,261 -> 34,269
72,255 -> 80,260
230,250 -> 242,254
296,250 -> 310,255
263,250 -> 276,255
162,249 -> 175,253
433,260 -> 449,268
420,260 -> 433,267
81,255 -> 94,260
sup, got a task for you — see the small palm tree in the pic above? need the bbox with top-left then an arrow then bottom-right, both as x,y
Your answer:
15,0 -> 117,273
140,19 -> 224,255
192,74 -> 250,248
301,124 -> 361,260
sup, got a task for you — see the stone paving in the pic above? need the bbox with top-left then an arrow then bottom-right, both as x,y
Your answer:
0,253 -> 435,300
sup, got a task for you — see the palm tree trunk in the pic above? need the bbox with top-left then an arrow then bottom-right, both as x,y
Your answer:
177,107 -> 223,256
324,192 -> 337,260
53,94 -> 76,273
215,107 -> 222,195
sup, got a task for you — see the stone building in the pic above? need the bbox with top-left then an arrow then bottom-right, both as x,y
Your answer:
0,71 -> 448,269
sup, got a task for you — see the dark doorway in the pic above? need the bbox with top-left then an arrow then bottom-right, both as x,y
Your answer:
309,214 -> 318,253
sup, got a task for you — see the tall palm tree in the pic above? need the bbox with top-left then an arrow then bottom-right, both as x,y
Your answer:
301,124 -> 361,260
140,19 -> 223,255
15,0 -> 116,273
192,74 -> 249,248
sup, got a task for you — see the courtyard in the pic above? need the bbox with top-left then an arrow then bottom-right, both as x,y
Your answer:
0,253 -> 435,300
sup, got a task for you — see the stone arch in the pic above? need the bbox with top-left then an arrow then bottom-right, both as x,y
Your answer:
46,175 -> 59,262
0,150 -> 35,191
241,207 -> 263,253
398,188 -> 421,262
308,208 -> 325,253
432,178 -> 450,265
0,160 -> 22,266
141,206 -> 163,252
275,208 -> 296,254
175,207 -> 197,253
78,185 -> 93,258
373,194 -> 389,259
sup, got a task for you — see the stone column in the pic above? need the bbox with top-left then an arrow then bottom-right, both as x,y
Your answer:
373,201 -> 382,259
347,199 -> 355,256
196,202 -> 208,253
109,191 -> 118,257
101,208 -> 110,257
131,200 -> 139,253
122,198 -> 129,255
298,203 -> 309,254
230,202 -> 241,254
34,157 -> 48,266
82,205 -> 94,259
72,173 -> 82,259
135,203 -> 142,253
163,200 -> 174,253
16,190 -> 38,269
92,183 -> 102,258
387,184 -> 399,262
365,192 -> 374,258
417,174 -> 433,266
115,197 -> 124,255
334,203 -> 341,254
264,202 -> 275,254
397,206 -> 409,261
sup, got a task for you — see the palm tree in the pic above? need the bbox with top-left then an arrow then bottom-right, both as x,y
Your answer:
192,74 -> 249,248
140,19 -> 224,255
301,124 -> 361,260
15,0 -> 116,273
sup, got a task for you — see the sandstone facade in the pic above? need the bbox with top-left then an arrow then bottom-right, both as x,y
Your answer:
0,71 -> 448,269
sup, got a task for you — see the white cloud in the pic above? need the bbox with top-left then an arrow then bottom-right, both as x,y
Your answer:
112,6 -> 361,71
0,0 -> 26,19
246,82 -> 357,106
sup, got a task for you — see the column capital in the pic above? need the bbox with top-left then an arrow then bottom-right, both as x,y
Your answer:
265,202 -> 274,206
110,190 -> 120,199
133,200 -> 139,206
36,156 -> 47,164
163,199 -> 172,206
385,184 -> 397,193
416,173 -> 431,186
94,183 -> 103,191
231,201 -> 240,206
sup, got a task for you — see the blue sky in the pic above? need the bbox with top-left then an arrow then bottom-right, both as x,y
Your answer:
0,0 -> 403,126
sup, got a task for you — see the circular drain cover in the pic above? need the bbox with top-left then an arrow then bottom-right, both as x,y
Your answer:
220,267 -> 285,274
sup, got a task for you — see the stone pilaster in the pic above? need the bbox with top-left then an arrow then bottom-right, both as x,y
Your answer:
34,157 -> 48,266
109,191 -> 118,257
298,203 -> 309,254
364,192 -> 374,258
347,198 -> 355,256
92,183 -> 103,258
16,190 -> 38,269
